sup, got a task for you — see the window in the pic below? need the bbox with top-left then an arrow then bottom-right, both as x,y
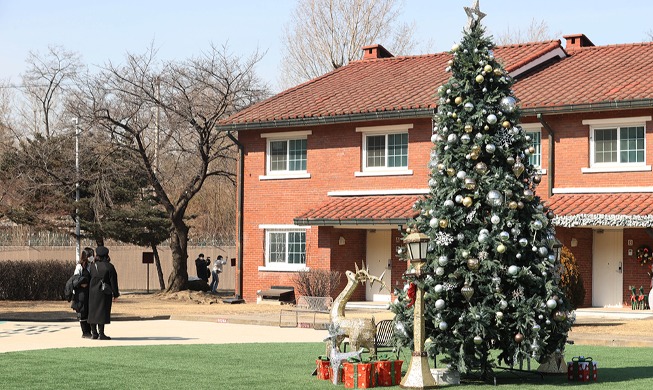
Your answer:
356,124 -> 413,176
262,227 -> 307,270
526,130 -> 541,168
260,131 -> 311,179
582,116 -> 650,173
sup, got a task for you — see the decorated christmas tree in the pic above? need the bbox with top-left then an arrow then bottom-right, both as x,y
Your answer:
391,2 -> 574,379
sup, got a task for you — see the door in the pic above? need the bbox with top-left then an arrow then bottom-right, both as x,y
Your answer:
592,229 -> 624,307
366,230 -> 392,302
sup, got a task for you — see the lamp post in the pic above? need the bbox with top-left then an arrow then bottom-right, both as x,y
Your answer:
72,118 -> 81,264
401,231 -> 437,389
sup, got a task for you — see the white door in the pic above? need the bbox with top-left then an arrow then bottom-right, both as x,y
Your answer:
592,229 -> 624,307
366,230 -> 392,302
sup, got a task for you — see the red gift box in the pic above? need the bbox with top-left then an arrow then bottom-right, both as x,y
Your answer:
373,359 -> 403,387
567,356 -> 597,382
316,357 -> 331,380
343,359 -> 374,388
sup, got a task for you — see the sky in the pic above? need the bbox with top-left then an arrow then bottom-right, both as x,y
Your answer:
1,0 -> 653,93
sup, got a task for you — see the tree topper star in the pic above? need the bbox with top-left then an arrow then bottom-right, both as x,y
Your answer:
465,0 -> 486,31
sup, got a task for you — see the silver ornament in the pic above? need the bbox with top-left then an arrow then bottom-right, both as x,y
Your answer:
499,231 -> 510,241
438,255 -> 449,266
487,114 -> 497,124
499,96 -> 517,113
546,299 -> 558,309
485,143 -> 496,153
444,199 -> 455,208
435,267 -> 445,276
508,265 -> 520,275
439,321 -> 449,330
491,215 -> 501,224
431,133 -> 438,143
499,299 -> 508,309
474,335 -> 483,345
538,247 -> 549,257
486,190 -> 503,206
435,299 -> 446,310
461,134 -> 471,144
434,284 -> 443,293
464,102 -> 474,112
519,238 -> 528,247
447,133 -> 458,144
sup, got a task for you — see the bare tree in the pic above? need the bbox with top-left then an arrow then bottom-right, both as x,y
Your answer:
279,0 -> 416,88
646,29 -> 653,41
70,44 -> 268,292
21,45 -> 82,137
495,18 -> 561,45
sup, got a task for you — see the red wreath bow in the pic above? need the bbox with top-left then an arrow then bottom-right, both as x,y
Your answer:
406,283 -> 417,308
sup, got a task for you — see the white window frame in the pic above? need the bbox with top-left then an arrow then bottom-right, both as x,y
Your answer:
521,123 -> 546,174
355,124 -> 413,177
260,131 -> 312,180
581,116 -> 651,173
258,224 -> 309,272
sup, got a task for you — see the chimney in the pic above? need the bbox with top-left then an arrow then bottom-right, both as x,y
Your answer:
362,44 -> 394,60
563,34 -> 595,50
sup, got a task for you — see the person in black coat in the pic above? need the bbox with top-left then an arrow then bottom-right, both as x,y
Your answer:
72,247 -> 94,338
88,246 -> 120,340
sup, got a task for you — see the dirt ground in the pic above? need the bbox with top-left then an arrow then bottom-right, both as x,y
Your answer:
1,291 -> 652,338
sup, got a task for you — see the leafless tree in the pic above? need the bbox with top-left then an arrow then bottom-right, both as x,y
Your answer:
278,0 -> 416,88
21,45 -> 82,138
69,44 -> 269,292
495,18 -> 561,45
646,29 -> 653,41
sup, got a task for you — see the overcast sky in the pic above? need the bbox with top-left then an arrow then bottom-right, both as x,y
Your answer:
1,0 -> 652,92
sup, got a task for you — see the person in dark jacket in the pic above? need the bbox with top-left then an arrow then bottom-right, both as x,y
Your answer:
72,247 -> 94,338
88,245 -> 119,340
195,253 -> 209,281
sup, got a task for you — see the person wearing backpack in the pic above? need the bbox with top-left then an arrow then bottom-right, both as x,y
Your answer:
88,246 -> 119,340
72,247 -> 94,338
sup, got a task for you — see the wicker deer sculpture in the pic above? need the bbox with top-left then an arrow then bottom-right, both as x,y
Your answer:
329,263 -> 388,358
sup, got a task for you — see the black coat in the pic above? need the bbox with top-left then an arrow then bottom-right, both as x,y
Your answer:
88,260 -> 120,325
72,266 -> 91,320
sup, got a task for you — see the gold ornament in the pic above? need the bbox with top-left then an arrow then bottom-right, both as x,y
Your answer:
528,146 -> 536,154
437,163 -> 445,171
514,333 -> 524,343
467,258 -> 479,271
484,125 -> 490,131
446,168 -> 456,176
512,162 -> 525,177
475,74 -> 485,83
508,201 -> 518,210
454,96 -> 463,105
497,244 -> 506,253
464,124 -> 473,133
452,112 -> 458,119
461,284 -> 474,301
493,68 -> 502,76
452,44 -> 460,52
462,197 -> 473,207
502,120 -> 511,128
439,219 -> 449,228
483,64 -> 493,73
470,151 -> 479,160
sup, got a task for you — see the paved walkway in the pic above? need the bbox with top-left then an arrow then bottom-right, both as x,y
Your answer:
1,306 -> 652,354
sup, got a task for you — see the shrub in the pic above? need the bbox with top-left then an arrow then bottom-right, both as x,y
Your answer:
559,246 -> 585,309
0,259 -> 74,300
291,268 -> 341,297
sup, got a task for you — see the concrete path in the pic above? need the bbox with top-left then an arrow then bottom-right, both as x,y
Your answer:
0,319 -> 328,354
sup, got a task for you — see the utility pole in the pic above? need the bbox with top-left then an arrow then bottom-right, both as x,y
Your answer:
72,118 -> 81,264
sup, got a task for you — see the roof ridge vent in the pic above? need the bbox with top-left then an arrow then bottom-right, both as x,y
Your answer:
563,34 -> 595,50
361,44 -> 394,60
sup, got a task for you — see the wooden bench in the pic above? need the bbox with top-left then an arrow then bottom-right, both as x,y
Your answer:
279,296 -> 333,328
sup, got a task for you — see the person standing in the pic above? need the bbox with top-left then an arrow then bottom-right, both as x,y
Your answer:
72,247 -> 94,338
88,246 -> 119,340
195,253 -> 209,281
210,255 -> 227,294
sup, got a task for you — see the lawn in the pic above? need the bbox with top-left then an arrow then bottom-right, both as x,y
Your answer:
0,343 -> 651,389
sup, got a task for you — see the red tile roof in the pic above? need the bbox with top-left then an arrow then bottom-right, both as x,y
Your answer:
294,195 -> 421,225
547,193 -> 653,227
223,41 -> 563,128
516,42 -> 653,111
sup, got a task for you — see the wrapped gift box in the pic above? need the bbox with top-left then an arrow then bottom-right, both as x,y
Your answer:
430,368 -> 461,385
316,356 -> 331,380
373,359 -> 403,387
567,356 -> 598,382
343,360 -> 375,388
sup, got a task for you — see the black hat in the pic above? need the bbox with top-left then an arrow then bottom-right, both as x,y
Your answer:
96,246 -> 109,257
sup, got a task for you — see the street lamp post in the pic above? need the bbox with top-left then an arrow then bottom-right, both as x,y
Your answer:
401,231 -> 437,389
72,118 -> 81,264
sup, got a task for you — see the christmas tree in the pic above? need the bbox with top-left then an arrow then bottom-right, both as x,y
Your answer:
391,2 -> 573,378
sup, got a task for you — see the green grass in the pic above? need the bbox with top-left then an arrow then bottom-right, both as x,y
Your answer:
0,343 -> 651,389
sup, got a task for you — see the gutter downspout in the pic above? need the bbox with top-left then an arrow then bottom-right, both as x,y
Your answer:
537,114 -> 555,198
226,131 -> 245,303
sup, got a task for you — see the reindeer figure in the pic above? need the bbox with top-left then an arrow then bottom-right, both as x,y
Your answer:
324,323 -> 364,385
329,263 -> 388,358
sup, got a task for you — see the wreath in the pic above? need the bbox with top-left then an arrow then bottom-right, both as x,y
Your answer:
636,245 -> 652,266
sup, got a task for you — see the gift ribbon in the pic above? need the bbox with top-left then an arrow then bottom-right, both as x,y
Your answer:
571,356 -> 594,380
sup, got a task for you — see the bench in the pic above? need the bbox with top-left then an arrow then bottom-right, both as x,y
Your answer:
259,285 -> 295,304
279,296 -> 333,328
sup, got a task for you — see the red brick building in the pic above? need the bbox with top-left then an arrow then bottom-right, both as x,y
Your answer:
220,34 -> 653,307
